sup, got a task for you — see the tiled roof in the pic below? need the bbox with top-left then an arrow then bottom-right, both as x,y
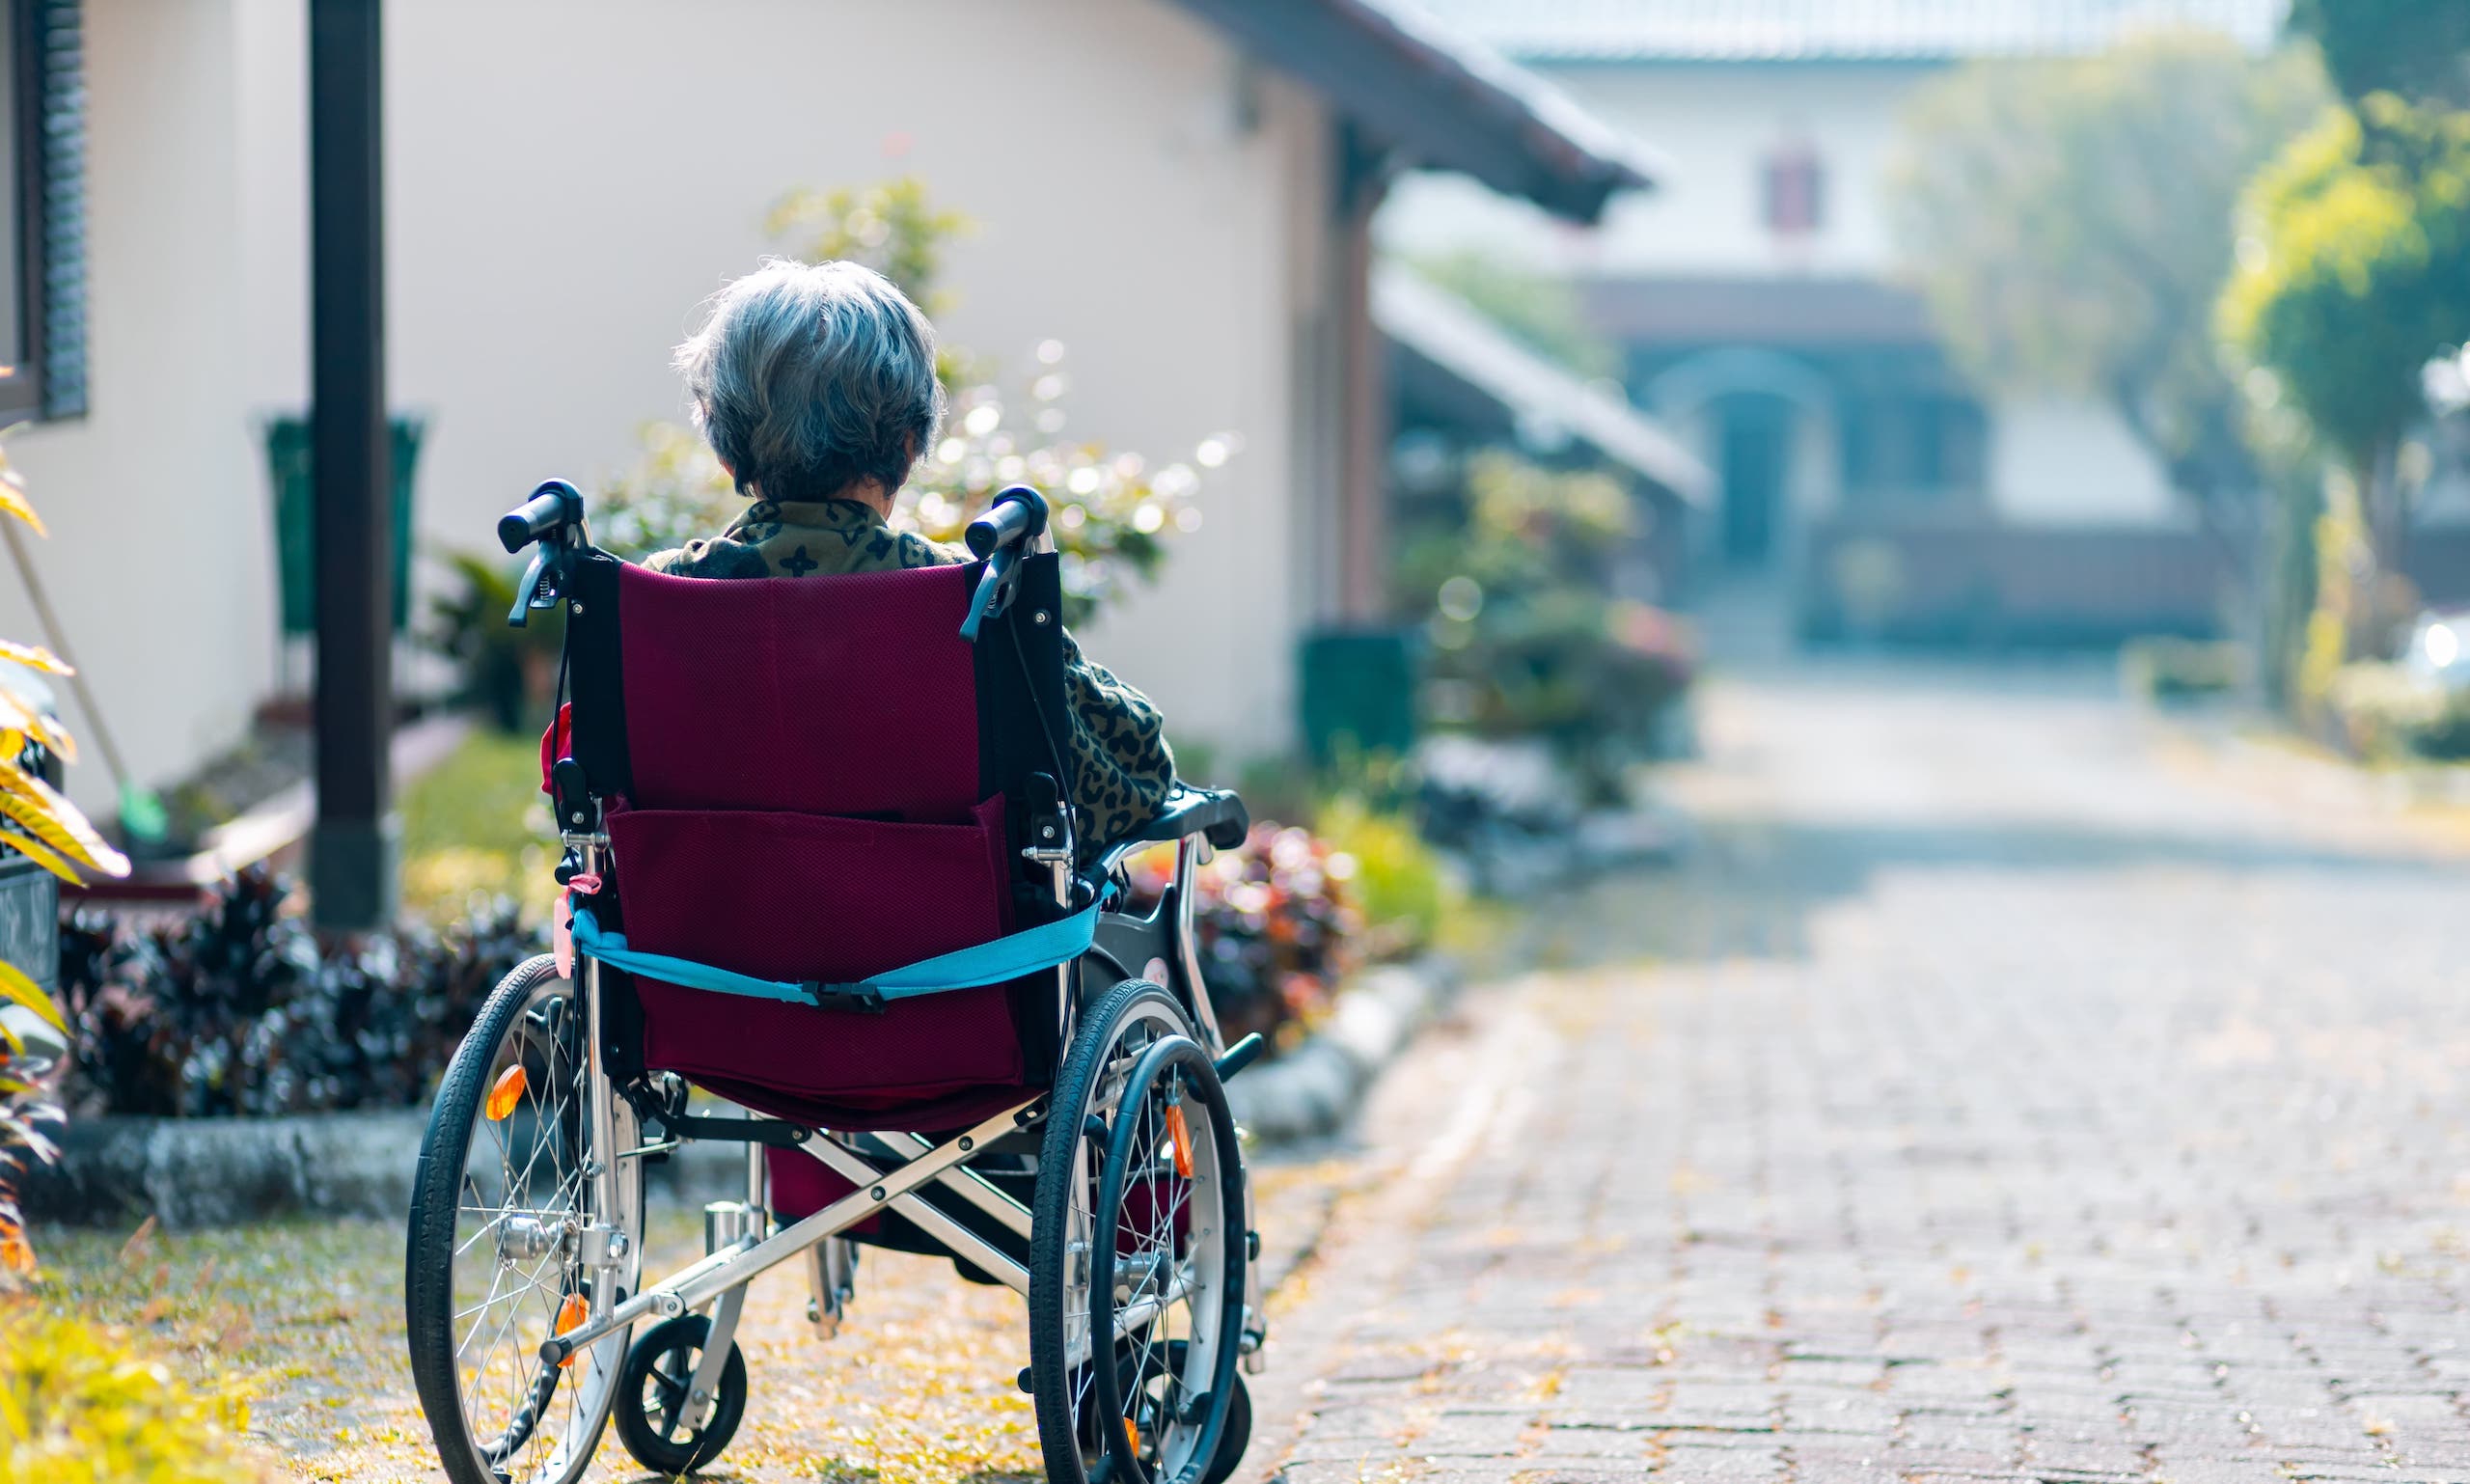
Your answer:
1404,0 -> 2291,62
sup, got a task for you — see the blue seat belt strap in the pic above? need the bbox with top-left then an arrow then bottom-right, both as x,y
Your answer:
567,894 -> 1108,1013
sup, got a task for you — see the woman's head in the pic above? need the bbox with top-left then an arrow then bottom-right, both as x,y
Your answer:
673,259 -> 944,506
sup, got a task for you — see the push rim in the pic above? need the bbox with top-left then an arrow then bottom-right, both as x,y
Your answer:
1033,984 -> 1201,1484
1088,1038 -> 1241,1484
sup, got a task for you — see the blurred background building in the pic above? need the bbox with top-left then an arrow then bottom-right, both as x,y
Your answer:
1384,0 -> 2290,645
0,0 -> 1683,826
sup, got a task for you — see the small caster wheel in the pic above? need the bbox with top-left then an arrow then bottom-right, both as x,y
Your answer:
614,1313 -> 748,1475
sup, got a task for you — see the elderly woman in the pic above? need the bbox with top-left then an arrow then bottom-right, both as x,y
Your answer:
645,259 -> 1176,850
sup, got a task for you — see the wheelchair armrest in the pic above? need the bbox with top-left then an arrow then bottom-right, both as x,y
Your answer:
1088,786 -> 1251,877
1139,785 -> 1250,851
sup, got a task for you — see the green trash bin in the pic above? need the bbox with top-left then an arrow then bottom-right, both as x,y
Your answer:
1299,628 -> 1418,765
264,415 -> 425,635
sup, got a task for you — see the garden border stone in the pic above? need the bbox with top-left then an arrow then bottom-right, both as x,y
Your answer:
21,959 -> 1459,1227
1223,955 -> 1460,1144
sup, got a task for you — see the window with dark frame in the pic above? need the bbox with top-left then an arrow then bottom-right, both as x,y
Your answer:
0,0 -> 83,426
1762,138 -> 1825,238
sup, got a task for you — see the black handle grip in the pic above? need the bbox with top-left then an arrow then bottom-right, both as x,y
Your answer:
499,480 -> 582,554
964,484 -> 1050,558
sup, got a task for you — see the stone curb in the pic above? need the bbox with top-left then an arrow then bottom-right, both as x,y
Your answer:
21,958 -> 1455,1227
1223,955 -> 1460,1145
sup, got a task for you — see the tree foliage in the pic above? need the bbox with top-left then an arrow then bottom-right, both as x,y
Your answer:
2220,97 -> 2470,480
1886,32 -> 2325,523
1404,250 -> 1620,380
2288,0 -> 2470,109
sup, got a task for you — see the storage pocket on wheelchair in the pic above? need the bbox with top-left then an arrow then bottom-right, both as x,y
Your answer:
605,797 -> 1031,1116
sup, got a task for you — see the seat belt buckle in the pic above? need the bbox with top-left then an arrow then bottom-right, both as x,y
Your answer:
799,981 -> 888,1014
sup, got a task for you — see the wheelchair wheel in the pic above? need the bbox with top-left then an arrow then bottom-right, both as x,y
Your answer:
1028,980 -> 1247,1484
613,1312 -> 748,1475
406,955 -> 644,1484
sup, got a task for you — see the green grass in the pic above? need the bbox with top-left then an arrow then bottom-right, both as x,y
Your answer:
398,728 -> 558,924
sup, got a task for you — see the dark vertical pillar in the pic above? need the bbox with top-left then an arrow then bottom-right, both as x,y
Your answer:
307,0 -> 394,930
1334,121 -> 1394,623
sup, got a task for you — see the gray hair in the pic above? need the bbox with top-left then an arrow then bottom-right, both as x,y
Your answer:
672,259 -> 944,503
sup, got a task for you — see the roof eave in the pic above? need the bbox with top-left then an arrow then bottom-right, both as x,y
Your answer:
1170,0 -> 1659,224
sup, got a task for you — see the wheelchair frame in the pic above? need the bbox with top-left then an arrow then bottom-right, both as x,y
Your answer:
409,481 -> 1264,1484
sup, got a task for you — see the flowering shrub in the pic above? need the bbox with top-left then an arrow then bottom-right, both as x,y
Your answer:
57,867 -> 534,1119
1126,824 -> 1362,1054
1400,452 -> 1695,803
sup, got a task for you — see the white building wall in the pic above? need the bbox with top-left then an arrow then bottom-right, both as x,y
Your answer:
0,0 -> 278,816
1380,57 -> 2189,533
13,0 -> 1331,816
1989,398 -> 2182,526
368,0 -> 1321,761
1382,61 -> 1933,277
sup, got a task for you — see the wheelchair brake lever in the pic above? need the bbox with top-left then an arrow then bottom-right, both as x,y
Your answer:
508,544 -> 573,628
957,549 -> 1023,643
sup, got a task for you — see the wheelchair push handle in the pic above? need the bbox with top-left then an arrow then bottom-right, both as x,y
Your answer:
499,479 -> 585,554
964,485 -> 1050,558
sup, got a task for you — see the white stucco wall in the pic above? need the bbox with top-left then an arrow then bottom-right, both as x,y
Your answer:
1989,398 -> 2182,526
6,0 -> 1342,816
0,0 -> 280,815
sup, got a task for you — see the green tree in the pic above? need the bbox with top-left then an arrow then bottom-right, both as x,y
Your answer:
1886,32 -> 2325,538
2219,96 -> 2470,577
2289,0 -> 2470,109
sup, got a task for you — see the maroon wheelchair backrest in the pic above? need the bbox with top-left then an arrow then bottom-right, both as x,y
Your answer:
551,550 -> 1073,1139
614,561 -> 982,822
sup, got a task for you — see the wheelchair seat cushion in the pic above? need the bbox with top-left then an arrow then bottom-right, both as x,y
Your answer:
611,796 -> 1032,1124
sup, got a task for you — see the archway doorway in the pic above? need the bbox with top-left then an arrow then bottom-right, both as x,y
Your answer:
1716,392 -> 1794,567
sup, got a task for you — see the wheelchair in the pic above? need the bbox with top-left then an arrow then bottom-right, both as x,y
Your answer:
403,480 -> 1264,1484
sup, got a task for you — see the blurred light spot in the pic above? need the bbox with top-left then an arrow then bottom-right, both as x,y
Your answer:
1036,340 -> 1066,366
1175,508 -> 1203,533
963,404 -> 1002,437
1133,503 -> 1166,534
1438,575 -> 1484,622
1033,374 -> 1066,402
1035,408 -> 1067,434
936,437 -> 966,465
1195,439 -> 1229,469
1068,466 -> 1103,495
2429,623 -> 2458,669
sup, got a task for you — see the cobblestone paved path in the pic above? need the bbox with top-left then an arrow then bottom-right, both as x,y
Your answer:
1259,662 -> 2470,1484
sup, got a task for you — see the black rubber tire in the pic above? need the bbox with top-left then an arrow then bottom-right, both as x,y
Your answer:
1027,980 -> 1199,1484
1087,1036 -> 1246,1484
405,953 -> 632,1484
612,1312 -> 749,1476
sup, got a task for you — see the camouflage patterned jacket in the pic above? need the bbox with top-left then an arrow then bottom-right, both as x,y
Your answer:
645,497 -> 1176,853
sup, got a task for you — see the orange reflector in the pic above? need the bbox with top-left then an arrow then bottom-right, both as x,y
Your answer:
554,1293 -> 589,1368
1164,1103 -> 1194,1180
485,1064 -> 528,1122
1124,1417 -> 1141,1454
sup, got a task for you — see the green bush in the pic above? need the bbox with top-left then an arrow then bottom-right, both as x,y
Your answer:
0,1305 -> 261,1482
1311,795 -> 1450,960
